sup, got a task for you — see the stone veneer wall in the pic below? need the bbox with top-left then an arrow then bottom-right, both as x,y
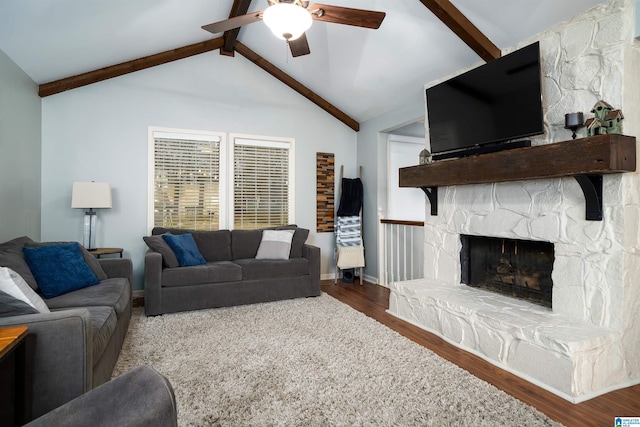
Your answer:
390,0 -> 640,400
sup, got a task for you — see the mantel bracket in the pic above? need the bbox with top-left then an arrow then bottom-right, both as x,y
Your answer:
573,174 -> 603,221
420,186 -> 438,216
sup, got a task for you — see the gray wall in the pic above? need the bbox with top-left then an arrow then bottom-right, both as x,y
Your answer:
41,52 -> 357,291
0,49 -> 41,242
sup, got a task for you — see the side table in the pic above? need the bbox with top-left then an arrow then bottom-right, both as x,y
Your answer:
88,247 -> 124,258
0,325 -> 31,426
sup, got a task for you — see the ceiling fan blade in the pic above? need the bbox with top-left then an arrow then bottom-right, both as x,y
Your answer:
308,4 -> 385,29
201,12 -> 263,34
289,33 -> 311,57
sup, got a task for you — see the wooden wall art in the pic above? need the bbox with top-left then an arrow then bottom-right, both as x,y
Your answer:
316,152 -> 335,232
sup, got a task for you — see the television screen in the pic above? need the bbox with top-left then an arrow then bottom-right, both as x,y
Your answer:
426,42 -> 544,156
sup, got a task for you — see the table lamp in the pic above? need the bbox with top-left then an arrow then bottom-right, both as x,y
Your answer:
71,182 -> 112,250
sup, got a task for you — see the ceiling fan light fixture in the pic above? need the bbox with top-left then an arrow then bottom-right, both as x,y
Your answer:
263,3 -> 312,41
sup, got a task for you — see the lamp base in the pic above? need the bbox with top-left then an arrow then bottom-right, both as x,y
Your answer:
83,211 -> 97,249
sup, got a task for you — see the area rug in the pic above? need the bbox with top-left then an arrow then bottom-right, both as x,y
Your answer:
113,294 -> 562,426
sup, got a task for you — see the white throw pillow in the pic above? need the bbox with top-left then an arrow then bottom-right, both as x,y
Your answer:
0,267 -> 50,313
255,230 -> 295,260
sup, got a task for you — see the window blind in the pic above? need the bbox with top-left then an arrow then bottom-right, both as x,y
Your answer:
233,141 -> 290,230
153,136 -> 221,230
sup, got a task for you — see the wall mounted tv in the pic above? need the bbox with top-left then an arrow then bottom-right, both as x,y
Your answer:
426,42 -> 544,159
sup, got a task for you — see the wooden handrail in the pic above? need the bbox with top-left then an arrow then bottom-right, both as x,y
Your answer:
380,219 -> 424,226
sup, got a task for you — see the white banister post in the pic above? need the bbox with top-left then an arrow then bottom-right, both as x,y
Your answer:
377,209 -> 387,287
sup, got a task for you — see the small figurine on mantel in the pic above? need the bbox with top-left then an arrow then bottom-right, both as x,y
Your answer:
419,148 -> 432,164
585,100 -> 624,136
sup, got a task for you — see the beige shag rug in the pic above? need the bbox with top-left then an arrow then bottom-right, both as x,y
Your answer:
113,293 -> 562,426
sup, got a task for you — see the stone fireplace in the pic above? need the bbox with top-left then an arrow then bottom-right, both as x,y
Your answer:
388,0 -> 640,403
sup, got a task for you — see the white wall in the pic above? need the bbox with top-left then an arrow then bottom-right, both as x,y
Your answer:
0,49 -> 41,242
41,52 -> 357,290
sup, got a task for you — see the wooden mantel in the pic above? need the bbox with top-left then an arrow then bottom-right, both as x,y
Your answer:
399,134 -> 636,220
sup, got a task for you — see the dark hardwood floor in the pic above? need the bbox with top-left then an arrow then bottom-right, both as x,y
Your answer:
322,279 -> 640,427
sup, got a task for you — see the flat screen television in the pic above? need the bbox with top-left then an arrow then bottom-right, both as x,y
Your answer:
426,42 -> 544,159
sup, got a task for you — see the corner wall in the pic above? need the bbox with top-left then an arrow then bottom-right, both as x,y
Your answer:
0,49 -> 41,242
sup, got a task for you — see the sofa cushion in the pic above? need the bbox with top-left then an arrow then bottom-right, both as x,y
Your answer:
191,230 -> 232,262
0,236 -> 39,290
45,278 -> 131,317
161,261 -> 242,287
231,229 -> 263,260
0,290 -> 39,317
23,243 -> 100,299
256,230 -> 295,260
0,267 -> 50,313
26,241 -> 108,281
234,258 -> 310,280
162,234 -> 206,267
143,234 -> 179,268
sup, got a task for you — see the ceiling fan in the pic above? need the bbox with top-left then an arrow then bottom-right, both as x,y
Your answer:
202,0 -> 386,57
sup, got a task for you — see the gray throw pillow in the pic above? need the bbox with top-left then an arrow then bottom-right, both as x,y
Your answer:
0,290 -> 39,318
143,234 -> 179,268
0,236 -> 39,290
255,230 -> 295,260
0,267 -> 50,313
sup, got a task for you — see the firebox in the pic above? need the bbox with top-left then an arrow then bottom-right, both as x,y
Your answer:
460,235 -> 554,308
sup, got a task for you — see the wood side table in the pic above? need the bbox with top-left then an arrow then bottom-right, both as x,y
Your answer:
89,247 -> 124,258
0,325 -> 31,426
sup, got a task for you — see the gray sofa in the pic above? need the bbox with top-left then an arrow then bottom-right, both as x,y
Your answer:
25,365 -> 177,427
0,236 -> 132,420
144,226 -> 321,316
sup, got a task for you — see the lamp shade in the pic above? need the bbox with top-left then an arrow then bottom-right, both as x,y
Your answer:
262,3 -> 312,41
71,182 -> 112,209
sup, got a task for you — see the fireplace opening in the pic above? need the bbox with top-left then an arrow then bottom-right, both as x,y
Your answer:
460,235 -> 554,308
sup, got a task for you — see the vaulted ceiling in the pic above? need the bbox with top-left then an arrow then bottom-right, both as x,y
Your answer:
0,0 -> 607,129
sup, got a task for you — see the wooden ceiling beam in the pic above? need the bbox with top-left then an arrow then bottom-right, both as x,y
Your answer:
235,42 -> 359,131
418,0 -> 500,62
39,38 -> 225,97
221,0 -> 253,56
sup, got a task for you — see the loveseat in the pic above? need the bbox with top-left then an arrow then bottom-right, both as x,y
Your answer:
144,226 -> 321,316
0,236 -> 132,420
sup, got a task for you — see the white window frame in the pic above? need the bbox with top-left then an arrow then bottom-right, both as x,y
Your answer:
147,127 -> 228,231
148,128 -> 295,231
229,133 -> 295,229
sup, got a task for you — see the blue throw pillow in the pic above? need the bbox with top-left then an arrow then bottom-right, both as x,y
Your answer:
162,233 -> 206,267
23,243 -> 100,299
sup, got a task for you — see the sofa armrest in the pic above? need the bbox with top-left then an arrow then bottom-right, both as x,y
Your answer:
25,365 -> 178,427
0,309 -> 93,419
144,250 -> 163,316
302,244 -> 320,290
98,258 -> 133,283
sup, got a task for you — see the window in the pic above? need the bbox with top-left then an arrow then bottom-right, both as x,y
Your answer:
149,129 -> 294,231
231,135 -> 295,230
150,129 -> 226,230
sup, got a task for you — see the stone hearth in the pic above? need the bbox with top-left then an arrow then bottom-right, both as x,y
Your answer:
388,0 -> 640,403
